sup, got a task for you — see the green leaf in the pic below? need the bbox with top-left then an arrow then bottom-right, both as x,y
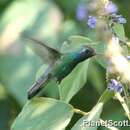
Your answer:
71,103 -> 103,130
61,35 -> 94,53
88,62 -> 105,94
58,21 -> 80,47
97,89 -> 114,104
113,23 -> 126,41
59,60 -> 89,103
69,35 -> 93,44
11,97 -> 74,130
94,43 -> 107,68
95,55 -> 107,68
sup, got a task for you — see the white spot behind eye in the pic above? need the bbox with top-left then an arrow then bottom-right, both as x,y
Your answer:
80,48 -> 88,53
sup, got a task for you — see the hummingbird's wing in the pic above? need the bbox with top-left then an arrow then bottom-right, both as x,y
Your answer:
25,37 -> 61,64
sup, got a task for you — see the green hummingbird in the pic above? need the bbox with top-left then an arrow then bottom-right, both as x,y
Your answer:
27,38 -> 96,99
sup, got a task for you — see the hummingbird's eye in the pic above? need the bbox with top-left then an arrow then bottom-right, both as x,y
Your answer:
85,48 -> 90,53
85,49 -> 88,52
85,47 -> 95,55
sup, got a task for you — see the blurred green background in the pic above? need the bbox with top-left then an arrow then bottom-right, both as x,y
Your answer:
0,0 -> 130,130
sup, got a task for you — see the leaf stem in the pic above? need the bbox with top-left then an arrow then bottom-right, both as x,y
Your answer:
73,108 -> 89,115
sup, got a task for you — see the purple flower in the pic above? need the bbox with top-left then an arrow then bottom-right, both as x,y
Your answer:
105,1 -> 118,14
87,16 -> 97,28
76,3 -> 87,21
108,79 -> 123,93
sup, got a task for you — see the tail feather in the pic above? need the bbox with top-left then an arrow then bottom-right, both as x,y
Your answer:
27,74 -> 51,99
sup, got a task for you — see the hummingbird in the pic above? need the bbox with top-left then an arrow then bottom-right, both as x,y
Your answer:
26,38 -> 96,99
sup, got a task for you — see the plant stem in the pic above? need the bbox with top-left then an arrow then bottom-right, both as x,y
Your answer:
115,93 -> 130,120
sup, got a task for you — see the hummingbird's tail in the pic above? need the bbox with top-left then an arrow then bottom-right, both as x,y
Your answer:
27,74 -> 51,99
